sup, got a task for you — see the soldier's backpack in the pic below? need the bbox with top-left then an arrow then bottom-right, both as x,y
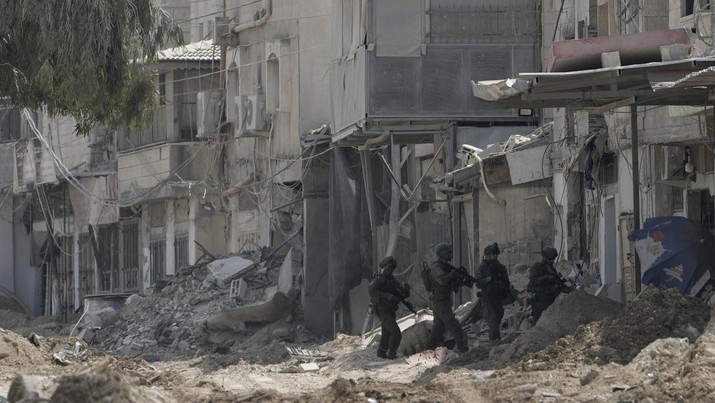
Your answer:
421,261 -> 435,292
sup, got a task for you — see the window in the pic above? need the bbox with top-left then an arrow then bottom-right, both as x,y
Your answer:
174,232 -> 189,271
0,108 -> 22,142
150,238 -> 166,286
683,0 -> 711,17
159,74 -> 166,106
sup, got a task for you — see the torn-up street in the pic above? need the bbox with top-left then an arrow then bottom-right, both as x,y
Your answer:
3,0 -> 715,402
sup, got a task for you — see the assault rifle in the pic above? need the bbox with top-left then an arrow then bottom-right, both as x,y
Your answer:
554,274 -> 574,294
451,265 -> 478,288
396,284 -> 418,315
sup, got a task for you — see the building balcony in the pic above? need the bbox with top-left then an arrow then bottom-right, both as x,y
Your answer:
117,142 -> 211,203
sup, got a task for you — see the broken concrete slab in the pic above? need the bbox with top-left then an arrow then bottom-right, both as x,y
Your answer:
405,347 -> 456,367
278,249 -> 294,295
299,362 -> 320,372
80,307 -> 119,329
229,278 -> 248,300
285,346 -> 332,362
206,256 -> 255,287
207,290 -> 296,325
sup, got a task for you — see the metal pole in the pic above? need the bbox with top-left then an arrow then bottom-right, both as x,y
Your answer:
630,104 -> 641,294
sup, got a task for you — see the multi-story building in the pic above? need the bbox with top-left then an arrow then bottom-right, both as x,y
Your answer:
475,0 -> 715,303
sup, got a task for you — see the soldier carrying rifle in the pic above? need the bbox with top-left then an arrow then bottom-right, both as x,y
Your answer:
368,256 -> 414,359
424,243 -> 471,354
474,243 -> 512,341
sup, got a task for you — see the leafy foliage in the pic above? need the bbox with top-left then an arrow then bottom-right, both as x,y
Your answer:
0,0 -> 183,134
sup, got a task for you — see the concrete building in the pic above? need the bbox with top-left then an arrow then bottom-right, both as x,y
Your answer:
475,0 -> 715,303
324,0 -> 542,336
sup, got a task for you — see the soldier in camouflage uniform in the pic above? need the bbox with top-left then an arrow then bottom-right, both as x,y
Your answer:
368,256 -> 409,359
527,246 -> 566,323
426,243 -> 469,354
475,243 -> 512,341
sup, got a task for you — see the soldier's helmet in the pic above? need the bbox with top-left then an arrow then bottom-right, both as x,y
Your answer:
484,243 -> 500,255
379,256 -> 397,269
542,246 -> 558,261
435,243 -> 453,258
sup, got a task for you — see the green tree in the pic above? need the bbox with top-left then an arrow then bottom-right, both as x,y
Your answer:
0,0 -> 183,134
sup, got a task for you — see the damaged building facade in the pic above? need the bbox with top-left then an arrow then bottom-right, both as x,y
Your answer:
474,0 -> 715,303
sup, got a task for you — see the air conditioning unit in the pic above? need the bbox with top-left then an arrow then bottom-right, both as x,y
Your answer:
196,90 -> 223,138
235,95 -> 267,137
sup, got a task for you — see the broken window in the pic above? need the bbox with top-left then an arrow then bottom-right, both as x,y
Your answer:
120,220 -> 141,292
96,225 -> 119,293
79,234 -> 96,298
56,235 -> 75,314
150,238 -> 166,286
175,232 -> 189,271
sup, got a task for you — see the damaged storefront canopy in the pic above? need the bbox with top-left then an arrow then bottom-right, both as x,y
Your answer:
471,57 -> 715,109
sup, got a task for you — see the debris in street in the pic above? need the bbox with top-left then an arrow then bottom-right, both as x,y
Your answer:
299,362 -> 320,372
579,367 -> 599,385
405,347 -> 456,367
206,256 -> 255,287
527,287 -> 710,366
93,249 -> 300,363
285,346 -> 332,362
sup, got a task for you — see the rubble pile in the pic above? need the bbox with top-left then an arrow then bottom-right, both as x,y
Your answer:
527,287 -> 711,366
92,249 -> 303,361
493,290 -> 623,365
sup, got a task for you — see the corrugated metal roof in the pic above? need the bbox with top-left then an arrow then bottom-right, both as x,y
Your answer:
157,40 -> 220,62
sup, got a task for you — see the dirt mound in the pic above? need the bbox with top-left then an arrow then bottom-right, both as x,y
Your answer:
489,291 -> 622,366
49,365 -> 171,403
238,377 -> 459,402
527,287 -> 710,366
0,328 -> 46,366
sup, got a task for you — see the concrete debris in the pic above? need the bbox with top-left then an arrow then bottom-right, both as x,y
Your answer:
27,333 -> 41,347
299,362 -> 320,372
629,337 -> 692,374
472,370 -> 496,380
207,289 -> 296,325
229,278 -> 248,300
405,347 -> 456,367
80,306 -> 119,330
579,368 -> 599,386
285,346 -> 332,362
206,256 -> 255,287
92,248 -> 301,362
363,309 -> 433,355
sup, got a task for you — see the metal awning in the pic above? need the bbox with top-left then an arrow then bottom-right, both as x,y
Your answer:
472,57 -> 715,109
